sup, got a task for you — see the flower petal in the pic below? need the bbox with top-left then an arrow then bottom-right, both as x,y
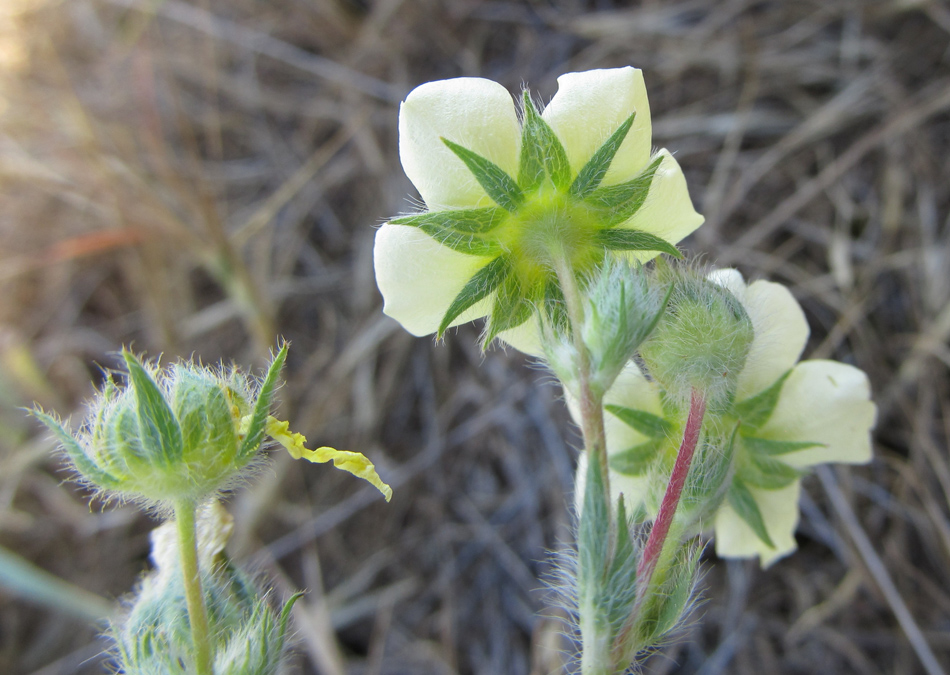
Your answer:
759,360 -> 876,469
374,223 -> 493,336
604,362 -> 665,451
614,150 -> 704,261
542,67 -> 652,185
399,78 -> 521,211
709,271 -> 810,400
267,417 -> 392,501
497,320 -> 544,356
714,479 -> 801,567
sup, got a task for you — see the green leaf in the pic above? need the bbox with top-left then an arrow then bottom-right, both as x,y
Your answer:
123,351 -> 183,466
570,112 -> 636,198
737,452 -> 801,490
596,228 -> 683,258
608,439 -> 663,476
437,256 -> 510,338
734,370 -> 792,430
31,409 -> 121,489
390,208 -> 506,257
483,271 -> 535,344
726,479 -> 775,549
442,138 -> 523,212
605,404 -> 673,438
240,343 -> 288,460
585,156 -> 663,226
518,92 -> 572,192
742,436 -> 823,456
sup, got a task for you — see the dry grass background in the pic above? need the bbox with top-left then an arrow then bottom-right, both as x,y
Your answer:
0,0 -> 949,673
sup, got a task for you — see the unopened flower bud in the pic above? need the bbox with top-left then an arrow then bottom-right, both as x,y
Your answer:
33,345 -> 288,506
639,271 -> 753,412
582,260 -> 668,396
115,501 -> 300,673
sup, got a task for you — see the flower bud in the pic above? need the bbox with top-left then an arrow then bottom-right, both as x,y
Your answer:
582,260 -> 668,396
33,346 -> 288,506
115,501 -> 300,673
639,271 -> 754,412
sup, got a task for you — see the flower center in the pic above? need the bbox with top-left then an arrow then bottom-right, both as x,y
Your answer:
495,187 -> 601,288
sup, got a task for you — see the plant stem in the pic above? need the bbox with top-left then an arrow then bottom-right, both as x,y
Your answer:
551,258 -> 610,513
636,388 -> 706,587
552,258 -> 617,675
174,499 -> 213,675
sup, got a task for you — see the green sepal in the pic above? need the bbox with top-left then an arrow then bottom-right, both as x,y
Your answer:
239,343 -> 288,460
276,591 -> 306,653
31,409 -> 121,489
518,92 -> 571,192
110,405 -> 143,470
438,256 -> 510,338
734,370 -> 792,430
89,374 -> 116,451
607,497 -> 635,583
680,427 -> 738,524
608,439 -> 663,476
742,436 -> 823,456
171,367 -> 205,456
585,156 -> 662,226
483,271 -> 536,345
570,112 -> 636,199
737,452 -> 801,490
649,542 -> 699,641
596,228 -> 682,259
605,404 -> 673,438
442,138 -> 523,212
123,351 -> 183,467
203,382 -> 237,461
542,278 -> 569,335
390,208 -> 505,257
726,479 -> 775,548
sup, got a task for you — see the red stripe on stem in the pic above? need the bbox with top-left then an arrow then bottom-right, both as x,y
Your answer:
637,388 -> 706,583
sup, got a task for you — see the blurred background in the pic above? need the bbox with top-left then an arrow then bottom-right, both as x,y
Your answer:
1,0 -> 949,673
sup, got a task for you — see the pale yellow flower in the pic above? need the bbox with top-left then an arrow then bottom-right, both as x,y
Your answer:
602,270 -> 876,566
374,67 -> 703,352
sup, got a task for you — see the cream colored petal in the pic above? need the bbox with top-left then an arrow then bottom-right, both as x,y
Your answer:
706,268 -> 745,296
615,150 -> 704,262
603,362 -> 665,453
374,223 -> 493,336
708,271 -> 810,401
399,78 -> 521,211
714,480 -> 801,567
496,320 -> 544,357
541,67 -> 652,185
760,360 -> 876,469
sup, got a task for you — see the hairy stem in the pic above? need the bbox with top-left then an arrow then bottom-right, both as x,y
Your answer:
551,257 -> 610,514
174,499 -> 213,675
552,257 -> 617,675
637,388 -> 706,586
